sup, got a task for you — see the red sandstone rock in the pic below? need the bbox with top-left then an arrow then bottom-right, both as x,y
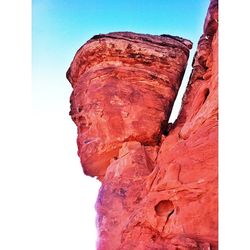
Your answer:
67,32 -> 192,178
67,0 -> 218,249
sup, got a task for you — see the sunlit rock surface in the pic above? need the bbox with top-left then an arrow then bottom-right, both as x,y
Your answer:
67,32 -> 192,179
67,0 -> 218,249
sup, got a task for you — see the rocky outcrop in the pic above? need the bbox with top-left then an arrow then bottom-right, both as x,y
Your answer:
67,32 -> 192,179
67,0 -> 218,249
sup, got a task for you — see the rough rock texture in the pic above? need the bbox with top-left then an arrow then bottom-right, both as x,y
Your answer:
67,0 -> 218,249
67,32 -> 192,179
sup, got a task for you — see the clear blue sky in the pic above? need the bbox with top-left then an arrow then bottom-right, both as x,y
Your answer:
32,1 -> 210,249
32,0 -> 210,113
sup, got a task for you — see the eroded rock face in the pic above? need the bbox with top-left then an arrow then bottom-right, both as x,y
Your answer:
67,0 -> 218,249
67,32 -> 192,178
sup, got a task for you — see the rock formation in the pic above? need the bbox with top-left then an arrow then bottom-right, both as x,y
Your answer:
67,32 -> 192,179
67,0 -> 218,249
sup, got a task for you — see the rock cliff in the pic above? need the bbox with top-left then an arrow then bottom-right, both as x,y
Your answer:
67,0 -> 218,249
67,32 -> 192,179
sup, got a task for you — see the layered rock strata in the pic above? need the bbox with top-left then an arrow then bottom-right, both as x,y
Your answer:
67,0 -> 218,249
67,32 -> 192,179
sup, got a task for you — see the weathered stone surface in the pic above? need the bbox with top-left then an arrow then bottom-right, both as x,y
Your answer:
67,0 -> 218,249
67,32 -> 192,178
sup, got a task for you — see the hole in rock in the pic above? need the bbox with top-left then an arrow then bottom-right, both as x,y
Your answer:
161,121 -> 173,136
155,200 -> 174,217
77,106 -> 83,113
160,120 -> 169,136
151,234 -> 157,241
202,88 -> 210,104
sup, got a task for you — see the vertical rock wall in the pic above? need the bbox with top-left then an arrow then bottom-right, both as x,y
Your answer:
67,0 -> 218,249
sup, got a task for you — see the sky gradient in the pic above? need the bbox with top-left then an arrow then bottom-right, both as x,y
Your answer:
33,0 -> 210,113
32,1 -> 210,249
